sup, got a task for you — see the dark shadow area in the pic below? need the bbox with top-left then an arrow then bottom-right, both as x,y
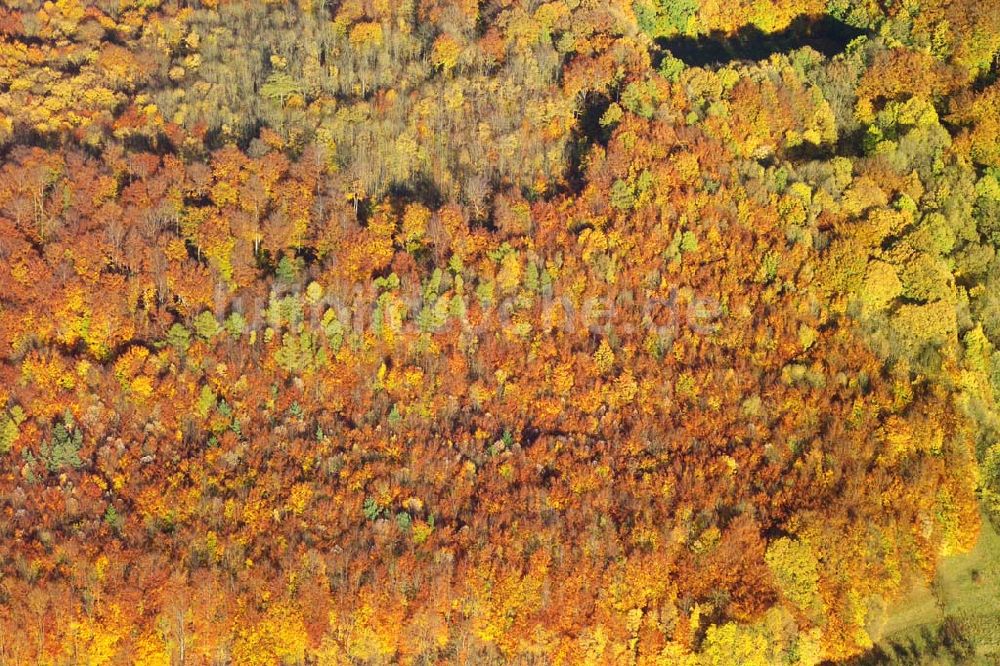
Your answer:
658,14 -> 868,67
783,127 -> 867,162
563,92 -> 615,195
845,616 -> 977,666
204,118 -> 265,154
386,175 -> 445,212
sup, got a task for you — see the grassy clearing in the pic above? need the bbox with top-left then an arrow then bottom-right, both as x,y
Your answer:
856,513 -> 1000,664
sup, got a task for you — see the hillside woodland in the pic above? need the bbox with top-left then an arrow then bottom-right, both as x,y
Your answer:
1,0 -> 1000,663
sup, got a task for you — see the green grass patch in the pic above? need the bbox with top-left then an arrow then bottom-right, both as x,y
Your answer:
858,513 -> 1000,664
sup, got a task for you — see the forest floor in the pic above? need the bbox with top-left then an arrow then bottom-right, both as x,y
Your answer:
868,512 -> 1000,664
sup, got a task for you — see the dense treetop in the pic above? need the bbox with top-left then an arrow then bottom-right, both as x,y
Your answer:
1,0 -> 1000,663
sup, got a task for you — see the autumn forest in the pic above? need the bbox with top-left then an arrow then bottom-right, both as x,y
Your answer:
2,0 -> 1000,663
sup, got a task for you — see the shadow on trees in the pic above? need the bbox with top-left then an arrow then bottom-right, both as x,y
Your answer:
386,176 -> 445,212
782,127 -> 868,163
563,92 -> 615,194
658,14 -> 868,67
845,616 -> 977,665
